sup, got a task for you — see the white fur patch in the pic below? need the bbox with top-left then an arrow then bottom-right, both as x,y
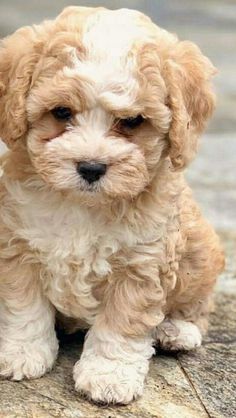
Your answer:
154,319 -> 202,351
63,9 -> 153,111
3,178 -> 160,322
73,326 -> 154,404
0,296 -> 58,380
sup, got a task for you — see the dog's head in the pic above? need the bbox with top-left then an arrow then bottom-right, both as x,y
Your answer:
0,7 -> 216,202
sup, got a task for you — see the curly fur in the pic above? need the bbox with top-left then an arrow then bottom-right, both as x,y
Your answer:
0,6 -> 224,404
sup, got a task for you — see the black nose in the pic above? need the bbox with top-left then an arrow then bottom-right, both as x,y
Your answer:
77,162 -> 107,184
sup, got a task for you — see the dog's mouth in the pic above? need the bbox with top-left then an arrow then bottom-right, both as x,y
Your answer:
80,181 -> 102,193
76,174 -> 106,195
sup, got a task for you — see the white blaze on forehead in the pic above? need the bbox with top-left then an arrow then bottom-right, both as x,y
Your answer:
82,8 -> 150,60
63,9 -> 152,109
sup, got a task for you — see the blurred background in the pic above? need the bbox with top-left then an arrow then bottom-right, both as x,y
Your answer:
0,0 -> 235,231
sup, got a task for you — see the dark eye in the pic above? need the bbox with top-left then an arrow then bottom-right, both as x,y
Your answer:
120,115 -> 144,129
51,107 -> 72,121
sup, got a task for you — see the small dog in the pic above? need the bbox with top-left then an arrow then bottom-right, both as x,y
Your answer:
0,7 -> 224,404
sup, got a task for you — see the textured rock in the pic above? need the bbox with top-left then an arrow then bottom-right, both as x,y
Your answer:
177,233 -> 236,418
0,334 -> 209,418
178,292 -> 236,418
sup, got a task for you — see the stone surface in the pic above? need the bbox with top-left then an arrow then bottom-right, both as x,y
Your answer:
176,232 -> 236,418
0,344 -> 209,418
0,1 -> 235,417
178,288 -> 236,418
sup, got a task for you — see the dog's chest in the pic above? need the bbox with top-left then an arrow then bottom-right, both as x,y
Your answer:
18,201 -> 141,320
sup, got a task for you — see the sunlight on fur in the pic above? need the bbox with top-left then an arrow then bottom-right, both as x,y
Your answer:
0,6 -> 224,405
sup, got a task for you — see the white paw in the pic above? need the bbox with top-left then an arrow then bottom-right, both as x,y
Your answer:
0,338 -> 58,381
154,319 -> 202,351
73,354 -> 149,405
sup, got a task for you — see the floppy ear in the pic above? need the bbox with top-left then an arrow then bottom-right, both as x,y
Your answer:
164,41 -> 216,169
0,26 -> 41,148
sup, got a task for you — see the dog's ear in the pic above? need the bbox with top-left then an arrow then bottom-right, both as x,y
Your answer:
164,41 -> 216,169
0,8 -> 99,150
0,26 -> 41,148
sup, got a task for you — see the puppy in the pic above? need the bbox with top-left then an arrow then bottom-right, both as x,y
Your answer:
0,7 -> 224,404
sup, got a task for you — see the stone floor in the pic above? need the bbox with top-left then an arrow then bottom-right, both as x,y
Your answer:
0,1 -> 235,417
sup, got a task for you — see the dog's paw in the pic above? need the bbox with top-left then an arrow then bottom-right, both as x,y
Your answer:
0,338 -> 58,381
73,354 -> 149,404
154,319 -> 202,351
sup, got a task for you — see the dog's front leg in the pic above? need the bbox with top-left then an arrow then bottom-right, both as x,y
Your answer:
74,258 -> 164,404
0,263 -> 58,380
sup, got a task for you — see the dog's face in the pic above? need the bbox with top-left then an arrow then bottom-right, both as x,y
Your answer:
0,7 -> 216,202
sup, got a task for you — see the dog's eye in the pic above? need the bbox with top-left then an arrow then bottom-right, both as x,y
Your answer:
119,115 -> 144,129
51,107 -> 72,121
